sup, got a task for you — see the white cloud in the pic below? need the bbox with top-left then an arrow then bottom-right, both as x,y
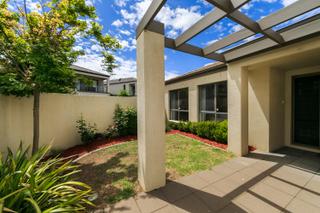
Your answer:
116,0 -> 203,37
205,39 -> 218,46
165,70 -> 179,80
119,30 -> 131,36
112,19 -> 123,27
114,0 -> 127,7
281,0 -> 298,7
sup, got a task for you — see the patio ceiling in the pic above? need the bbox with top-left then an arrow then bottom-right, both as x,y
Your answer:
136,0 -> 320,63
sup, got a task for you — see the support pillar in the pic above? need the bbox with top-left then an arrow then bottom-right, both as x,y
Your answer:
227,65 -> 248,156
136,24 -> 166,191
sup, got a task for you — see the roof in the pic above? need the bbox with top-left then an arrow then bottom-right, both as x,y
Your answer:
70,64 -> 110,79
109,77 -> 137,85
165,62 -> 227,85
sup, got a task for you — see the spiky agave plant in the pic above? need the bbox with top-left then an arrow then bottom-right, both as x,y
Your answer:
0,143 -> 93,212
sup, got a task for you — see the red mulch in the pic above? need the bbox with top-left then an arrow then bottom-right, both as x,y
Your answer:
60,131 -> 256,160
167,130 -> 228,150
61,135 -> 137,160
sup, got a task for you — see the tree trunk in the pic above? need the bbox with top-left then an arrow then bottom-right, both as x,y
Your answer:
32,90 -> 40,154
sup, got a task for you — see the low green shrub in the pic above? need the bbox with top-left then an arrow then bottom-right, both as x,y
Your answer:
119,89 -> 129,96
76,115 -> 98,144
169,120 -> 228,144
107,105 -> 137,137
0,144 -> 93,212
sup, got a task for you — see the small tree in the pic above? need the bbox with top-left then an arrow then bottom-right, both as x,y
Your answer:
0,0 -> 120,153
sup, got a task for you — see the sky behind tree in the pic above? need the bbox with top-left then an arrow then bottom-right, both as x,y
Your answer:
21,0 -> 320,79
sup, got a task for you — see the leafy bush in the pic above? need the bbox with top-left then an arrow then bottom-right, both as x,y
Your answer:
76,115 -> 98,144
169,120 -> 228,144
0,144 -> 93,212
119,89 -> 129,96
108,105 -> 137,137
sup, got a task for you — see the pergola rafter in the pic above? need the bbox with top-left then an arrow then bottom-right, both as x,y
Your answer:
136,0 -> 320,63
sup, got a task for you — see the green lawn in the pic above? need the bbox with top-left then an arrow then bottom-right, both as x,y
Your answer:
75,134 -> 234,209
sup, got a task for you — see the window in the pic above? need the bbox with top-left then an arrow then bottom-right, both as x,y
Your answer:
199,82 -> 227,121
169,88 -> 189,121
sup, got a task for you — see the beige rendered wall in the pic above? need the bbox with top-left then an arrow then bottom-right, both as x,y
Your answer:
0,93 -> 136,154
247,67 -> 285,152
165,71 -> 227,122
227,36 -> 320,155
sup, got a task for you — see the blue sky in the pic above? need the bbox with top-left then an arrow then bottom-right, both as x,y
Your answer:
70,0 -> 317,79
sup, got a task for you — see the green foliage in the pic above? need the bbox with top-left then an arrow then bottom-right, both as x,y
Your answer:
76,115 -> 98,144
169,120 -> 228,144
0,0 -> 120,97
106,179 -> 135,204
119,89 -> 129,96
112,105 -> 137,136
0,143 -> 93,212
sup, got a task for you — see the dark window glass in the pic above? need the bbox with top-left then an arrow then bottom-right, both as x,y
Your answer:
199,82 -> 227,121
169,88 -> 189,121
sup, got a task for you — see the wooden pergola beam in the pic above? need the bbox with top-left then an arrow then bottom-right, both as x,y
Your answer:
165,37 -> 225,62
203,0 -> 318,55
174,0 -> 249,47
136,0 -> 167,38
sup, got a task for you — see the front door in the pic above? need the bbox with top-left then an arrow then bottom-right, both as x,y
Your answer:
293,75 -> 320,147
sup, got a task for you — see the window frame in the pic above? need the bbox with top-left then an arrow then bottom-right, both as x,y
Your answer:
198,81 -> 228,121
169,88 -> 189,121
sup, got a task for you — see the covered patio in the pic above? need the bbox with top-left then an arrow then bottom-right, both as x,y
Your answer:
135,0 -> 320,193
105,148 -> 320,212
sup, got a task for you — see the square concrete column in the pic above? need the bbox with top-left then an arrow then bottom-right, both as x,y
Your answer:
227,65 -> 248,156
136,25 -> 166,191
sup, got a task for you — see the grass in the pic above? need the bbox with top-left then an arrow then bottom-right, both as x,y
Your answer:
75,134 -> 234,208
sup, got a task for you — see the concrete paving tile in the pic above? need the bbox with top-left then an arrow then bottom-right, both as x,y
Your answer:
106,198 -> 141,213
305,174 -> 320,193
232,192 -> 281,213
172,194 -> 213,213
272,165 -> 313,186
195,170 -> 225,184
249,182 -> 294,207
135,191 -> 169,213
250,160 -> 277,173
217,202 -> 249,213
153,205 -> 179,213
194,183 -> 230,212
288,159 -> 320,173
296,189 -> 320,208
160,181 -> 193,202
211,178 -> 245,196
286,198 -> 320,213
224,171 -> 252,186
262,176 -> 301,196
211,163 -> 236,177
177,173 -> 209,190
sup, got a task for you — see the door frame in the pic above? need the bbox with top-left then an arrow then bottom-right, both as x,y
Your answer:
284,65 -> 320,153
291,73 -> 320,148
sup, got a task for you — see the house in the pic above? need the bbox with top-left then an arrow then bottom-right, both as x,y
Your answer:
135,0 -> 320,191
71,65 -> 109,94
109,78 -> 137,96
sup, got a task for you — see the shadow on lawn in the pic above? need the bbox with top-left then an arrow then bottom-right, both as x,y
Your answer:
74,151 -> 138,209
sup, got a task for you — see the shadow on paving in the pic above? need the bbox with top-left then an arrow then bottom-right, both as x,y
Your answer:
106,147 -> 320,213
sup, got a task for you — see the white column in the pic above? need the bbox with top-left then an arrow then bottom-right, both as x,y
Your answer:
136,27 -> 166,191
227,65 -> 248,156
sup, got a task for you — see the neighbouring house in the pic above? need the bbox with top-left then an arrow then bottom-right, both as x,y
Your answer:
71,65 -> 109,94
109,78 -> 137,96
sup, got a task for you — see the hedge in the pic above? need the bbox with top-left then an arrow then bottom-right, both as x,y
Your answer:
169,120 -> 228,144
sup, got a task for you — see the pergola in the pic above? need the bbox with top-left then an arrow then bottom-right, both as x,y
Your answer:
135,0 -> 320,192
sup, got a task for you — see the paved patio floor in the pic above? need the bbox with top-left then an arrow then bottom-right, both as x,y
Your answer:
102,147 -> 320,213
